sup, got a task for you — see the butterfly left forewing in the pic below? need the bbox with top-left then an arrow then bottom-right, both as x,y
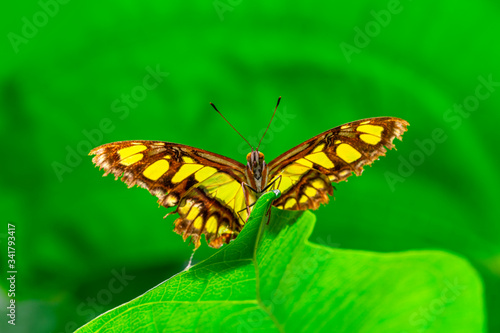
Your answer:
90,140 -> 249,248
267,117 -> 409,210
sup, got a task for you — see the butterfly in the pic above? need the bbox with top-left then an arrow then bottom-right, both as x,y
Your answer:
90,97 -> 409,249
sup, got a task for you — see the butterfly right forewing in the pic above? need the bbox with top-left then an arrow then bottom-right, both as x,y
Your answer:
267,117 -> 409,211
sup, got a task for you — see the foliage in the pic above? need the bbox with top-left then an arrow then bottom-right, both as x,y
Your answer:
76,191 -> 484,333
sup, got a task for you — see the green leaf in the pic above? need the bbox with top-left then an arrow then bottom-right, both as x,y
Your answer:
76,191 -> 485,333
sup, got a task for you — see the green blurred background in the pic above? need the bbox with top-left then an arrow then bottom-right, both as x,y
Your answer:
1,1 -> 499,332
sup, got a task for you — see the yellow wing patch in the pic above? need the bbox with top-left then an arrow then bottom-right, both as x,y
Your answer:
143,159 -> 170,181
116,145 -> 149,166
186,205 -> 201,220
296,158 -> 313,168
357,124 -> 384,137
304,152 -> 335,169
360,134 -> 381,145
182,156 -> 195,163
172,163 -> 203,183
205,216 -> 218,233
285,198 -> 297,209
304,186 -> 317,197
118,145 -> 147,159
195,166 -> 218,182
120,154 -> 143,166
312,144 -> 324,153
193,216 -> 203,229
336,143 -> 362,163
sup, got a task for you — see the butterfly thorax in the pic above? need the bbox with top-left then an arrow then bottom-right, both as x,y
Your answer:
245,150 -> 268,194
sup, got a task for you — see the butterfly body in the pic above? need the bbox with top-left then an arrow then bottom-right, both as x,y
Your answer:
245,150 -> 269,193
90,115 -> 408,249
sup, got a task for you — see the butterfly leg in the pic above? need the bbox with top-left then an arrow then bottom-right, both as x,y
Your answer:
236,202 -> 257,223
262,175 -> 282,192
257,176 -> 282,224
240,182 -> 257,223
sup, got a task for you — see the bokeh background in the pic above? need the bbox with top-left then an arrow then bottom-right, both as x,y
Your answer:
1,1 -> 499,332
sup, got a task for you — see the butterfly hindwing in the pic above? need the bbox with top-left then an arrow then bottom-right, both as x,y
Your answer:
173,170 -> 257,248
268,117 -> 409,210
90,140 -> 248,248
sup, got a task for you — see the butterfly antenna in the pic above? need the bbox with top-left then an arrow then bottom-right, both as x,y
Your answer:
257,96 -> 281,150
210,102 -> 253,150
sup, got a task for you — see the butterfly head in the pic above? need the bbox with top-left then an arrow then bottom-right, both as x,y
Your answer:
246,150 -> 268,191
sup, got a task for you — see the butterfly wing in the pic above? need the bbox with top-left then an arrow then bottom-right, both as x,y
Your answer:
90,141 -> 253,249
267,117 -> 409,210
